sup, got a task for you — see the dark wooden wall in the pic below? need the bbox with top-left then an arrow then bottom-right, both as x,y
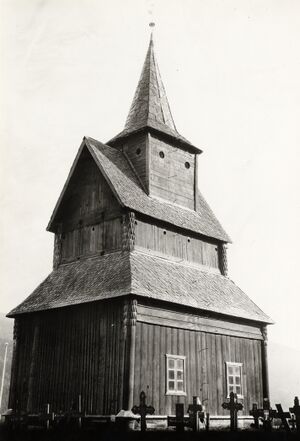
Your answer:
122,133 -> 149,192
60,217 -> 122,264
135,218 -> 219,269
149,134 -> 195,209
56,147 -> 119,223
9,301 -> 128,415
133,318 -> 263,416
53,147 -> 123,265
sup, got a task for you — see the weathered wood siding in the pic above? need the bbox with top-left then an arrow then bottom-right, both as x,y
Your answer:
122,133 -> 148,191
135,218 -> 219,269
56,147 -> 119,223
9,301 -> 128,415
53,147 -> 123,264
60,218 -> 122,263
133,320 -> 263,416
149,134 -> 195,209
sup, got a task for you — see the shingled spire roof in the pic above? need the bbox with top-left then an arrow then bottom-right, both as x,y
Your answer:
124,33 -> 176,132
108,34 -> 201,152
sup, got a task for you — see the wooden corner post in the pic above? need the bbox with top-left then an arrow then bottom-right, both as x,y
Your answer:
8,319 -> 20,410
122,212 -> 136,252
261,326 -> 270,401
194,153 -> 199,211
26,317 -> 40,413
123,298 -> 138,410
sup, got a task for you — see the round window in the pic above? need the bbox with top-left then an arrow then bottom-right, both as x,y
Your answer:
185,161 -> 190,169
159,151 -> 165,158
136,148 -> 141,155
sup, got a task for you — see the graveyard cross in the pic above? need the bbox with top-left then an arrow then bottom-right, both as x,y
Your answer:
132,391 -> 155,432
250,403 -> 261,429
262,398 -> 277,432
275,404 -> 291,432
167,403 -> 187,432
222,392 -> 243,431
187,396 -> 204,432
289,396 -> 300,432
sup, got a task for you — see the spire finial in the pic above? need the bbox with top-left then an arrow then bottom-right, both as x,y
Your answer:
149,22 -> 155,43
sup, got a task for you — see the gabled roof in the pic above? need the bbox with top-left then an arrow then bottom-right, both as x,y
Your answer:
7,250 -> 272,324
107,35 -> 201,153
47,137 -> 230,243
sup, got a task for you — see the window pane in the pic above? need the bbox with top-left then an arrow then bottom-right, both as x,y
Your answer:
228,366 -> 233,375
177,381 -> 183,391
177,371 -> 183,380
169,370 -> 175,380
229,386 -> 234,393
234,366 -> 240,375
168,359 -> 175,369
235,376 -> 240,385
228,376 -> 234,384
176,359 -> 184,370
236,386 -> 241,395
169,381 -> 175,390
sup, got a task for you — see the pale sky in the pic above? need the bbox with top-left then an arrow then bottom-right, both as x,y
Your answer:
0,0 -> 299,353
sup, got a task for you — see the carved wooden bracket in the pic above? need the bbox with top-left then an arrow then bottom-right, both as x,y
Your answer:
53,224 -> 63,269
219,244 -> 228,276
122,212 -> 136,252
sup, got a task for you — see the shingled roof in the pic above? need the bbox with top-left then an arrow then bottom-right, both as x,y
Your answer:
107,35 -> 201,152
8,250 -> 272,324
47,137 -> 230,243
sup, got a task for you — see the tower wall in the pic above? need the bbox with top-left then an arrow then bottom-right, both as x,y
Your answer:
149,134 -> 195,209
135,217 -> 220,270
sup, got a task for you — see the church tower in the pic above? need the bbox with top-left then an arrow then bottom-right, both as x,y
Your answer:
7,34 -> 272,425
108,34 -> 201,211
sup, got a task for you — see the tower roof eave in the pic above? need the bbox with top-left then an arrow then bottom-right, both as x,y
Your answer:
107,121 -> 203,153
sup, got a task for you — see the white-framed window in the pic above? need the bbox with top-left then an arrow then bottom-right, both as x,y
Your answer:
225,362 -> 243,398
165,354 -> 186,395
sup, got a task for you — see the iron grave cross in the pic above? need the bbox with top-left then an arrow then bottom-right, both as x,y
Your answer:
222,392 -> 243,431
290,396 -> 300,432
132,391 -> 155,432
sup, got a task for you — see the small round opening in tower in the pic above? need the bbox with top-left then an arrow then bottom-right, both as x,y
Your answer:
136,148 -> 141,155
159,151 -> 165,158
185,161 -> 190,169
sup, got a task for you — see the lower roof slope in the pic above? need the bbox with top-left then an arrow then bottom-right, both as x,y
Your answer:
8,251 -> 272,324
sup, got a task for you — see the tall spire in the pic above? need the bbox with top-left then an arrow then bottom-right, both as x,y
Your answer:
124,32 -> 177,132
107,31 -> 201,152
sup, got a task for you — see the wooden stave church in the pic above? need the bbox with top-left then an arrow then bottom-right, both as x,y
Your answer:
7,35 -> 273,421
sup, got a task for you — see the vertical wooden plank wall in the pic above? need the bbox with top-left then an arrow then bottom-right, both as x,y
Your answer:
10,300 -> 127,415
133,322 -> 263,416
135,219 -> 219,269
121,133 -> 149,191
149,135 -> 195,209
55,147 -> 123,264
